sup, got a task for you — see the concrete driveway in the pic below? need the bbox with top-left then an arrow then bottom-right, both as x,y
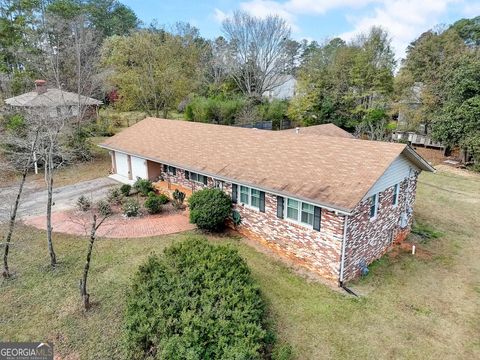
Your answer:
0,177 -> 117,220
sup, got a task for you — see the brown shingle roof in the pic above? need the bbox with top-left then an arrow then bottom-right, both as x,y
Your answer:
285,123 -> 354,138
99,118 -> 433,213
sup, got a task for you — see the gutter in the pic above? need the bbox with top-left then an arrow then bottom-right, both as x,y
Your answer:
99,144 -> 353,216
339,215 -> 349,284
338,214 -> 358,296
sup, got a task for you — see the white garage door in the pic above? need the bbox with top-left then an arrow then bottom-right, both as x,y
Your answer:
131,156 -> 148,180
115,152 -> 129,178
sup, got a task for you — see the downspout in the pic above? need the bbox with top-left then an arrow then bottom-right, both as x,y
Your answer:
339,215 -> 348,285
339,215 -> 357,296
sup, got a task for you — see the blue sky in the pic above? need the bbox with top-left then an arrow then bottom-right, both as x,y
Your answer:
123,0 -> 480,60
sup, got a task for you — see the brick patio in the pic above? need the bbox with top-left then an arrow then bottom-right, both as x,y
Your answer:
23,210 -> 196,238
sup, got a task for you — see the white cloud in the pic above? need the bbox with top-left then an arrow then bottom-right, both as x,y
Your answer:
213,8 -> 229,23
214,0 -> 475,59
339,0 -> 456,61
239,0 -> 300,32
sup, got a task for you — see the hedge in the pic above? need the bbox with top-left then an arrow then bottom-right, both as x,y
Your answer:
123,238 -> 269,359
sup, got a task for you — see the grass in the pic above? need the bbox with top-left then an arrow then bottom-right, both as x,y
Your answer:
1,168 -> 479,359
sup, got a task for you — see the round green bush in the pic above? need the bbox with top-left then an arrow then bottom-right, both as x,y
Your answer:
144,194 -> 163,214
188,188 -> 232,231
122,199 -> 140,217
123,238 -> 269,359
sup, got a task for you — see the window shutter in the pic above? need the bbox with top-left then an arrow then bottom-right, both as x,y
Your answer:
185,171 -> 190,180
276,196 -> 284,218
172,167 -> 176,176
203,176 -> 208,186
232,184 -> 238,203
259,191 -> 265,213
313,206 -> 321,231
163,164 -> 167,172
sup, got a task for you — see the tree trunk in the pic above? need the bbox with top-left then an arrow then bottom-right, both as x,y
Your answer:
2,132 -> 38,278
2,169 -> 28,278
80,214 -> 97,311
46,148 -> 57,268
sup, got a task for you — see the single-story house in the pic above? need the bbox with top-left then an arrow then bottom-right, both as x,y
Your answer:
99,118 -> 434,284
4,80 -> 102,119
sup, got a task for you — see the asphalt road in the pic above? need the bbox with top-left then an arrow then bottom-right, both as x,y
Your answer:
0,177 -> 117,220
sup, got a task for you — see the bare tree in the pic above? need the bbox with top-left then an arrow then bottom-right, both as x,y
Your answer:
1,110 -> 41,278
222,11 -> 293,99
35,109 -> 71,269
69,201 -> 111,311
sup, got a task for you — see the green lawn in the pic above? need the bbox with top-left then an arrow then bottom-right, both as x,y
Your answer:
1,168 -> 479,359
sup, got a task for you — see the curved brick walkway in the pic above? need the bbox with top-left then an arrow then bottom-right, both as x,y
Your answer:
23,210 -> 196,238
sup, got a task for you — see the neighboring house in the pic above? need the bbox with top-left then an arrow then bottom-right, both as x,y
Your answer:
285,123 -> 354,138
263,75 -> 297,100
394,82 -> 444,150
4,80 -> 102,119
99,118 -> 434,284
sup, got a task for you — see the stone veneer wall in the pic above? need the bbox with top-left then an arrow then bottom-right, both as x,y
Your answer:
342,170 -> 419,281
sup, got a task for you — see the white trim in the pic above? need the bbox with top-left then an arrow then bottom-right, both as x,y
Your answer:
339,215 -> 349,283
98,145 -> 352,215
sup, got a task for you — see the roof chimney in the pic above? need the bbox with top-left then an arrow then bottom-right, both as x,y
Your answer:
34,79 -> 47,94
295,127 -> 300,134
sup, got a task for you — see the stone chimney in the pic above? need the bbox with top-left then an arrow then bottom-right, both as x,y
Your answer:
34,80 -> 47,94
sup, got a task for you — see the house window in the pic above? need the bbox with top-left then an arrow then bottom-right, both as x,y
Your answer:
214,180 -> 223,190
392,184 -> 399,206
370,194 -> 378,219
164,165 -> 176,176
301,203 -> 315,226
286,199 -> 299,220
238,186 -> 263,210
251,189 -> 261,208
240,186 -> 249,204
189,171 -> 207,185
285,198 -> 318,228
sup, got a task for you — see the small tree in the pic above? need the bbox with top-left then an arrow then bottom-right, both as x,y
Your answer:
188,188 -> 231,231
79,212 -> 110,310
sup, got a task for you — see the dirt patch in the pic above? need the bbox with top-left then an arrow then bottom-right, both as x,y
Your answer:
387,241 -> 433,261
435,164 -> 480,179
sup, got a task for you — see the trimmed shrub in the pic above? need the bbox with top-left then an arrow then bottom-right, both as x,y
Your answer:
122,199 -> 140,217
172,189 -> 185,209
123,238 -> 269,359
107,187 -> 123,205
76,195 -> 91,212
144,193 -> 163,214
157,193 -> 169,205
120,184 -> 132,197
188,188 -> 232,231
97,199 -> 112,216
133,178 -> 154,196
